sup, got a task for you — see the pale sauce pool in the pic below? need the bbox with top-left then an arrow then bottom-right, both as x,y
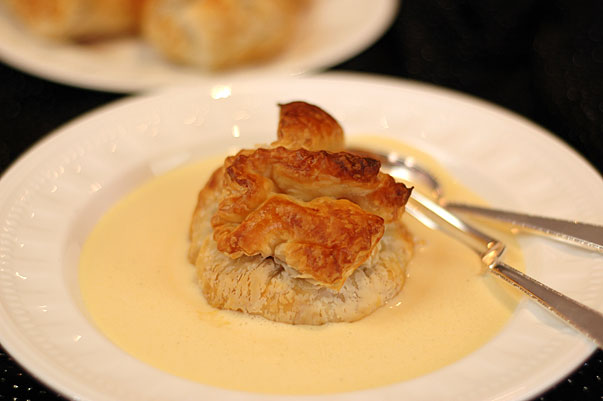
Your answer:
79,137 -> 523,394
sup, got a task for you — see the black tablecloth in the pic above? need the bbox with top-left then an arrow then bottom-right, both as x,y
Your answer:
1,1 -> 602,400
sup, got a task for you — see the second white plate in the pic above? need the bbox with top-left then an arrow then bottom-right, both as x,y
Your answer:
0,0 -> 397,92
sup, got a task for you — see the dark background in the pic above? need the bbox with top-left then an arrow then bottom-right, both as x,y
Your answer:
1,0 -> 602,400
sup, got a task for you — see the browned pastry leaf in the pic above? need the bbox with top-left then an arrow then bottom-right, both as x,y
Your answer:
216,195 -> 384,289
273,101 -> 345,151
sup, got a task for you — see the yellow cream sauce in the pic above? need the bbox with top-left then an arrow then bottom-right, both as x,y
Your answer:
79,137 -> 523,395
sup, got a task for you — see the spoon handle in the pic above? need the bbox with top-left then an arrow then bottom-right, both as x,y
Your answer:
445,202 -> 603,253
491,262 -> 603,349
409,192 -> 603,350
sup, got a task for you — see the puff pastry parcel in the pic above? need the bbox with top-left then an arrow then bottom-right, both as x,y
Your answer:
189,101 -> 413,325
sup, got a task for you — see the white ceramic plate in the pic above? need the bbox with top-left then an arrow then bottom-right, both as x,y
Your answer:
0,0 -> 397,92
0,73 -> 602,401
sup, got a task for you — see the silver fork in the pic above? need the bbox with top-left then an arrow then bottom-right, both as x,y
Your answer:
406,190 -> 603,349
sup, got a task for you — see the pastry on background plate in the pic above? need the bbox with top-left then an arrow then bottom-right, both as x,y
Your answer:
141,0 -> 308,70
1,0 -> 146,40
1,0 -> 309,69
188,101 -> 414,325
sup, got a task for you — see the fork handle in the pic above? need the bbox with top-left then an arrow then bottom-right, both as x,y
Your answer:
446,202 -> 603,253
491,262 -> 603,349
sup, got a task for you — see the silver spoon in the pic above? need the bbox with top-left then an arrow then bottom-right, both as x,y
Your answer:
406,190 -> 603,349
348,147 -> 603,254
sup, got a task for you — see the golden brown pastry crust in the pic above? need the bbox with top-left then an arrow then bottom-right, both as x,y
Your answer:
189,101 -> 413,324
215,146 -> 410,225
210,146 -> 410,288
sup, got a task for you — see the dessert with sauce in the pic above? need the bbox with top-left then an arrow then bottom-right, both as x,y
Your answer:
79,101 -> 523,392
188,101 -> 414,324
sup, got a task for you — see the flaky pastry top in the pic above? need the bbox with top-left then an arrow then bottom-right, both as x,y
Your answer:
195,101 -> 412,289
